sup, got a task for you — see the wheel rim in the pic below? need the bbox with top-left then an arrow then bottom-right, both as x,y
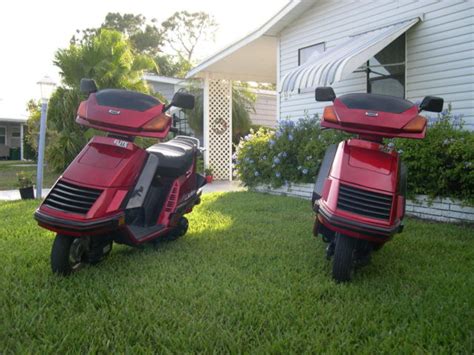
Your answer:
69,238 -> 87,270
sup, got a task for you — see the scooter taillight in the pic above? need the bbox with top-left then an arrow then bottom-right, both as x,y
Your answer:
402,115 -> 427,133
323,106 -> 338,123
142,113 -> 171,132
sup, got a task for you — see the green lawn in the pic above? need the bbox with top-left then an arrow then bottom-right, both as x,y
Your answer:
0,160 -> 59,190
0,192 -> 472,353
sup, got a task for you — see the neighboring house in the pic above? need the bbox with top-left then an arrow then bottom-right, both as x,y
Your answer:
144,74 -> 186,102
186,0 -> 474,180
144,74 -> 278,128
0,116 -> 26,160
249,89 -> 277,128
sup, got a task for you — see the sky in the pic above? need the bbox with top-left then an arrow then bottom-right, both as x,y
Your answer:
0,0 -> 288,118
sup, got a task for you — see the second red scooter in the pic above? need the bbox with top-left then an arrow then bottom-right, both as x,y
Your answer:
312,87 -> 443,282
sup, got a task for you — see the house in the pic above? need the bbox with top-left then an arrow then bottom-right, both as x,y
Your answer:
144,74 -> 278,128
186,0 -> 474,180
249,89 -> 277,128
144,74 -> 186,102
0,115 -> 27,160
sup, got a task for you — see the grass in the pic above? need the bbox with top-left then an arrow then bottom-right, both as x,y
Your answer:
0,160 -> 59,190
0,192 -> 472,353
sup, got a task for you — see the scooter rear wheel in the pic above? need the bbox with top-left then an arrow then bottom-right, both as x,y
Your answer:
51,234 -> 88,276
332,233 -> 356,282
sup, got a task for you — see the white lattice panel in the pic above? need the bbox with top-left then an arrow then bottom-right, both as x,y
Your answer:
207,79 -> 232,180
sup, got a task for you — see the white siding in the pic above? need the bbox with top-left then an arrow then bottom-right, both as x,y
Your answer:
279,0 -> 474,128
249,92 -> 277,128
149,82 -> 176,102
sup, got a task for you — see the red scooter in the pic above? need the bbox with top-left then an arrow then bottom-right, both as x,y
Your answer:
35,79 -> 206,275
312,87 -> 443,282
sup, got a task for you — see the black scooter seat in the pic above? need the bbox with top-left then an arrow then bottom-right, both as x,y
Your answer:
147,137 -> 196,176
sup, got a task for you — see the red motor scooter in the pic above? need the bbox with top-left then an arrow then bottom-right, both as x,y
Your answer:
34,79 -> 206,275
312,87 -> 443,282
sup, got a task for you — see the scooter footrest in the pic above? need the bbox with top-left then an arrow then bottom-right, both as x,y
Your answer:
128,224 -> 165,241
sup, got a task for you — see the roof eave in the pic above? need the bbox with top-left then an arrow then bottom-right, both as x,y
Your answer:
186,0 -> 307,79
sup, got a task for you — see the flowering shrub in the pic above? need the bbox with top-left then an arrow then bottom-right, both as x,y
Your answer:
235,115 -> 348,187
236,107 -> 473,203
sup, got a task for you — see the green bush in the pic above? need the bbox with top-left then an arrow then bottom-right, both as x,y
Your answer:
236,108 -> 473,203
235,116 -> 347,187
395,105 -> 474,203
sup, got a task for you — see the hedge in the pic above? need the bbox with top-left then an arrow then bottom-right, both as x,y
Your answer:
235,106 -> 473,204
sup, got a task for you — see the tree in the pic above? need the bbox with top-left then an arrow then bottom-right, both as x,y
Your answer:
71,11 -> 218,79
162,11 -> 218,62
101,13 -> 165,56
37,29 -> 156,172
56,29 -> 156,90
25,100 -> 41,153
154,54 -> 192,78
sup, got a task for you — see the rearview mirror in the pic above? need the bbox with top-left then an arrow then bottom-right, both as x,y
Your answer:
315,87 -> 336,102
80,78 -> 98,95
171,92 -> 195,110
419,96 -> 444,113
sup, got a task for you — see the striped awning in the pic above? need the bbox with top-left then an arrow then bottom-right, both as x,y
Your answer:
279,17 -> 421,93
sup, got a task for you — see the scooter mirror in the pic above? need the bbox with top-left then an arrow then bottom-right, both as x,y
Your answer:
80,78 -> 98,96
419,96 -> 444,113
171,92 -> 195,110
315,87 -> 336,102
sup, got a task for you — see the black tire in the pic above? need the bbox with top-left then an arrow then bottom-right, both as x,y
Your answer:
169,217 -> 189,240
51,234 -> 88,276
177,217 -> 189,237
332,233 -> 356,282
88,241 -> 113,265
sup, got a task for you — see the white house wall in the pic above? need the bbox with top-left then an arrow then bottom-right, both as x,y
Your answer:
0,122 -> 22,149
149,82 -> 176,102
279,0 -> 474,128
249,93 -> 277,128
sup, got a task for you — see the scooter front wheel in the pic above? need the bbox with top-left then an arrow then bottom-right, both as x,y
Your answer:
51,234 -> 88,276
332,233 -> 356,282
169,217 -> 189,240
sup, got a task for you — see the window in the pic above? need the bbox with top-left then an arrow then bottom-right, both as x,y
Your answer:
298,42 -> 325,66
10,127 -> 20,146
297,43 -> 325,93
367,34 -> 406,98
0,127 -> 6,145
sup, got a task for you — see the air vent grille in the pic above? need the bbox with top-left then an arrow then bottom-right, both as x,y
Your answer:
337,184 -> 392,220
43,180 -> 102,215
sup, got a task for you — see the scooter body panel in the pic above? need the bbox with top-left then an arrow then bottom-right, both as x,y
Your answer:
63,136 -> 147,189
316,139 -> 403,244
35,136 -> 205,245
76,91 -> 172,139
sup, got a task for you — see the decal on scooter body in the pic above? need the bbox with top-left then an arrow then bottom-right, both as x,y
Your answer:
113,139 -> 128,148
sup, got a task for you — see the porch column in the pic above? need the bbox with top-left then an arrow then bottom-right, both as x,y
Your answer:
20,123 -> 24,161
202,77 -> 233,181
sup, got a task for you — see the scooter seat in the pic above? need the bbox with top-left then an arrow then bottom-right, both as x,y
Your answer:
147,138 -> 196,177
